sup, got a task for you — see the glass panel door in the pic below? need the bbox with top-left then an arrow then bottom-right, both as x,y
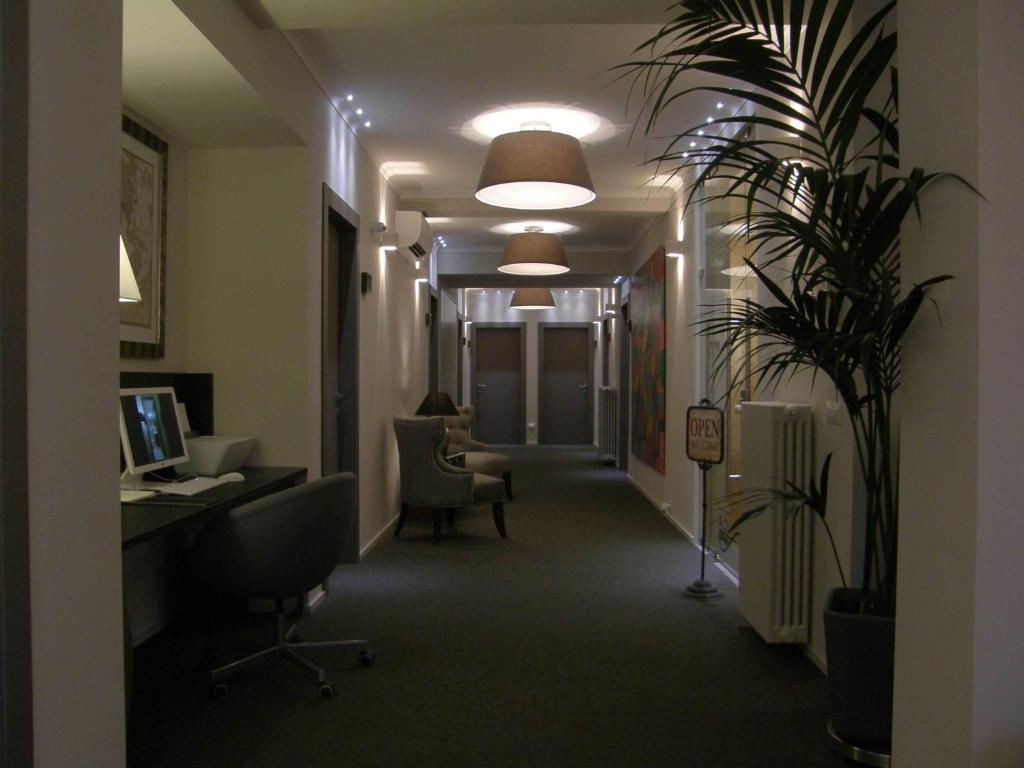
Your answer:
698,178 -> 755,576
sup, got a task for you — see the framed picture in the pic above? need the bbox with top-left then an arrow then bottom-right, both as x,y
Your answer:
119,115 -> 167,358
630,246 -> 667,473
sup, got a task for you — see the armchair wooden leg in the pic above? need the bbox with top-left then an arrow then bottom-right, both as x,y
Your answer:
492,501 -> 507,539
395,502 -> 409,537
503,472 -> 513,500
447,508 -> 455,528
433,508 -> 443,544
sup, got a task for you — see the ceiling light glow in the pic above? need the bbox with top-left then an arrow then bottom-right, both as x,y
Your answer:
490,220 -> 578,236
716,102 -> 724,109
356,108 -> 363,115
346,94 -> 354,102
364,121 -> 372,128
470,104 -> 603,141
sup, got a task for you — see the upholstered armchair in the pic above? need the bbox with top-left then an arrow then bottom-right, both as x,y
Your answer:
393,416 -> 507,543
442,406 -> 514,500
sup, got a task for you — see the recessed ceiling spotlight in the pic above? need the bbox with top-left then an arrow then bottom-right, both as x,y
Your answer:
469,104 -> 605,141
346,94 -> 354,102
706,117 -> 714,124
364,121 -> 372,128
356,108 -> 364,115
697,129 -> 705,136
689,141 -> 697,148
683,152 -> 689,158
490,220 -> 578,236
716,101 -> 724,109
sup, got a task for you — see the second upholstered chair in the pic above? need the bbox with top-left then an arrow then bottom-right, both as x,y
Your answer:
393,416 -> 507,543
442,406 -> 514,500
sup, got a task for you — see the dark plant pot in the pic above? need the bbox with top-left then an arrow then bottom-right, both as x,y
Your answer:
824,588 -> 895,753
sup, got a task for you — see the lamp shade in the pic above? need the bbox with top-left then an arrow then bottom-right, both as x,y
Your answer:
499,232 -> 569,276
509,288 -> 556,311
415,392 -> 459,417
119,236 -> 142,303
475,130 -> 596,210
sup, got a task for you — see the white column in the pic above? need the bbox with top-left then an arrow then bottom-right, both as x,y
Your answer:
895,1 -> 1024,766
26,0 -> 126,764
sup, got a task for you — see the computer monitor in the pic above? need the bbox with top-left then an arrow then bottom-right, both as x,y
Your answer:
119,387 -> 189,476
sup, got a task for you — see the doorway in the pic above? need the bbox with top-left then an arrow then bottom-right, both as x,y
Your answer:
471,323 -> 525,444
539,323 -> 593,444
321,185 -> 360,559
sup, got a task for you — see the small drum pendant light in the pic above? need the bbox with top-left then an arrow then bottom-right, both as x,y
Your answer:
498,227 -> 569,276
509,287 -> 557,310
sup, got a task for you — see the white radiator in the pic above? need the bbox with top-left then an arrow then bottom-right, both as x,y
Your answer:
598,387 -> 618,464
738,402 -> 814,644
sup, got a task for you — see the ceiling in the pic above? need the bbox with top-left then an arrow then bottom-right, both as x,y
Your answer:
123,0 -> 302,147
241,0 -> 709,275
126,0 -> 722,284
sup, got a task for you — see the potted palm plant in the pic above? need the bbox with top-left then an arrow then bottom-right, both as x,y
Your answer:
621,0 -> 965,761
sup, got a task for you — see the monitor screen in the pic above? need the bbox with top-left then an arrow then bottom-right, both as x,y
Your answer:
119,387 -> 188,475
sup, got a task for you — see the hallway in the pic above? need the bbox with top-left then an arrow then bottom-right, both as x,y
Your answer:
129,447 -> 842,767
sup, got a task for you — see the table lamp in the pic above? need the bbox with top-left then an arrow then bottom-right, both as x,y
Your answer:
415,392 -> 459,417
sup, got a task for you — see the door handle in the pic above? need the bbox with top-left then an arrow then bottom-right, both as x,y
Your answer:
578,384 -> 588,390
476,383 -> 488,389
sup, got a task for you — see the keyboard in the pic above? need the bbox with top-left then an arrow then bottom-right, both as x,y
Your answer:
120,489 -> 157,503
151,476 -> 228,496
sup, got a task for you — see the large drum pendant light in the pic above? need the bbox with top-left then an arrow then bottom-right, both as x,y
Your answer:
476,128 -> 596,210
498,227 -> 569,276
509,287 -> 557,310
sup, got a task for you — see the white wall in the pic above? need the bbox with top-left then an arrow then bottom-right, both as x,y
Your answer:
624,204 -> 701,539
184,147 -> 309,465
26,0 -> 126,764
171,0 -> 428,550
894,1 -> 1024,765
465,289 -> 602,444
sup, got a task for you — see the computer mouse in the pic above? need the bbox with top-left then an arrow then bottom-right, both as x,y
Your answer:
219,472 -> 245,482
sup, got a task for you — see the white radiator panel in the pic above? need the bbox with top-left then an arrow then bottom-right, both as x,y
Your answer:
598,387 -> 618,464
738,402 -> 814,644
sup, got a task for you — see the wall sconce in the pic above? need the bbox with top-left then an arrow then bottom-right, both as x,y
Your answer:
371,221 -> 398,251
360,271 -> 373,295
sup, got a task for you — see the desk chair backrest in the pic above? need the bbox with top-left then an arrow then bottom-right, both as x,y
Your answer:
188,473 -> 357,600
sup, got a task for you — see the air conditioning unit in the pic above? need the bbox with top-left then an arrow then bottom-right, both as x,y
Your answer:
395,211 -> 433,259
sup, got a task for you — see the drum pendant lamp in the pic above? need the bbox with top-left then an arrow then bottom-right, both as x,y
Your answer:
475,128 -> 596,210
509,287 -> 557,310
499,227 -> 569,276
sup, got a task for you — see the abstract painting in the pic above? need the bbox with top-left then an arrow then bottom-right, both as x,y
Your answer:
630,246 -> 666,473
120,115 -> 167,358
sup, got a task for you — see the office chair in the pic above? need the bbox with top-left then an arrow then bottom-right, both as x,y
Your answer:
393,415 -> 507,543
187,473 -> 371,698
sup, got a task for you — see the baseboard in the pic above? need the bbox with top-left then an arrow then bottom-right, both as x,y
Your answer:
360,513 -> 399,559
803,643 -> 827,674
626,473 -> 661,509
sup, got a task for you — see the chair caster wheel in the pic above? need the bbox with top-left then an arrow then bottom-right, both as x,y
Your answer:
318,682 -> 335,698
211,682 -> 228,698
359,650 -> 375,668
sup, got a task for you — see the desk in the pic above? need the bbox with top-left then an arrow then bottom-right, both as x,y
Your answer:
122,466 -> 306,648
122,466 -> 307,548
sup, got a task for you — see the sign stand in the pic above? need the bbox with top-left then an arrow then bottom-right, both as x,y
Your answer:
684,398 -> 724,601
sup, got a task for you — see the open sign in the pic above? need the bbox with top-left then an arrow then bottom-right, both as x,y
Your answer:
686,405 -> 724,465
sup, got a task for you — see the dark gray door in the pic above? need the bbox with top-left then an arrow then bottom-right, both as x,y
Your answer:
321,188 -> 359,562
472,325 -> 524,444
540,325 -> 592,444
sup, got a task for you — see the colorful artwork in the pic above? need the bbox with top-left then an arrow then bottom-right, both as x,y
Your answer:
630,246 -> 666,473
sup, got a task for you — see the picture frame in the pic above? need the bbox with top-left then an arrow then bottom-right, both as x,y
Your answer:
119,114 -> 168,358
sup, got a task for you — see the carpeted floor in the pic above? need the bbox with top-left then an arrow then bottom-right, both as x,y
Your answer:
128,446 -> 845,767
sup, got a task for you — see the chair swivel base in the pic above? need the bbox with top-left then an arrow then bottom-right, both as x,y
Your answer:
208,610 -> 372,698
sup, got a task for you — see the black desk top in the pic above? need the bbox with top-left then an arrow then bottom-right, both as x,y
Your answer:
122,466 -> 307,548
